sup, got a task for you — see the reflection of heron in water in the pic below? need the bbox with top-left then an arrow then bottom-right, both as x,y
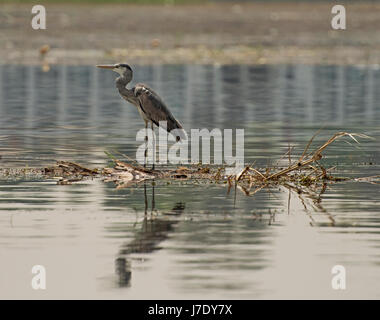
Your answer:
115,182 -> 185,287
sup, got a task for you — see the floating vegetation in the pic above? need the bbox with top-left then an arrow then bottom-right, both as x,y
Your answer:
0,132 -> 378,191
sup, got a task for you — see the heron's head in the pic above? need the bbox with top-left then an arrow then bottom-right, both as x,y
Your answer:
96,63 -> 133,78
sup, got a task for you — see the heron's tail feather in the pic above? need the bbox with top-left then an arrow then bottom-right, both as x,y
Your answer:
167,118 -> 187,142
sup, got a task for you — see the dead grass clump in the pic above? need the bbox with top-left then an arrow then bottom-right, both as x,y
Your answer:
37,131 -> 372,189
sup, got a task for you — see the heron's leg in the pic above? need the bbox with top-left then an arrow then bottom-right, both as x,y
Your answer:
151,182 -> 155,215
143,182 -> 148,216
151,121 -> 155,170
144,120 -> 148,168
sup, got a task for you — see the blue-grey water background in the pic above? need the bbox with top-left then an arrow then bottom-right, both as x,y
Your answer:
0,64 -> 379,299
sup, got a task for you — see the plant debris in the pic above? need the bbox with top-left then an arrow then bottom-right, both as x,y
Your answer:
0,132 -> 377,190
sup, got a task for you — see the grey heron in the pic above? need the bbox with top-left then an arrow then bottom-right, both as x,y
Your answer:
96,63 -> 184,170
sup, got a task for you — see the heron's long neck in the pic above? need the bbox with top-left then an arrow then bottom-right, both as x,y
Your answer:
116,75 -> 131,92
116,75 -> 138,106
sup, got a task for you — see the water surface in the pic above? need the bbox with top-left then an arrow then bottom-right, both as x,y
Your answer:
0,64 -> 379,299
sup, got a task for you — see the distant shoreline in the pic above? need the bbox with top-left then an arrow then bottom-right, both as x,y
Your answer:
2,46 -> 380,66
1,2 -> 380,65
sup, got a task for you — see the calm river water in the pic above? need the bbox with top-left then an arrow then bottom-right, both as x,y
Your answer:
0,64 -> 379,299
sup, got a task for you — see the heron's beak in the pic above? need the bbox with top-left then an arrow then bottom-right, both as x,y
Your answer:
96,65 -> 115,69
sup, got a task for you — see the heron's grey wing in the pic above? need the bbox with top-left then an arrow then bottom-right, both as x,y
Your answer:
134,83 -> 184,135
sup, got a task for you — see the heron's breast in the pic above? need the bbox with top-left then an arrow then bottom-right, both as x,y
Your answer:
137,105 -> 149,121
